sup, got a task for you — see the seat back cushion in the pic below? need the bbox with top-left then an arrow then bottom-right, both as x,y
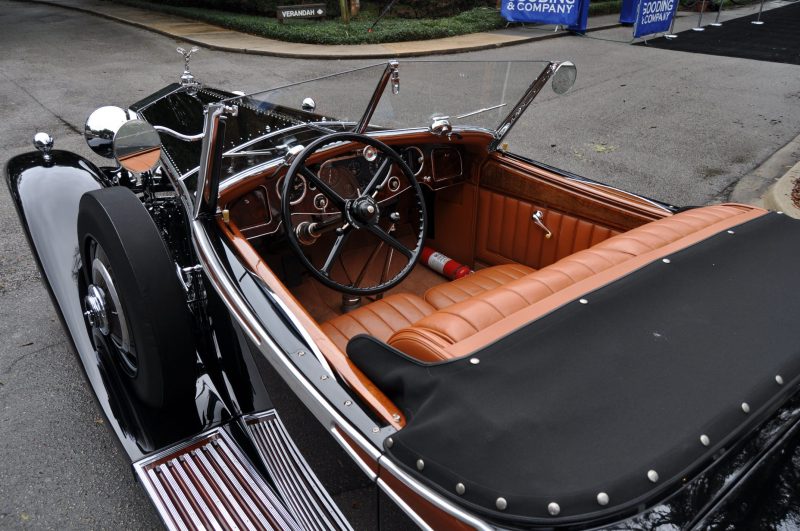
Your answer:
389,204 -> 763,361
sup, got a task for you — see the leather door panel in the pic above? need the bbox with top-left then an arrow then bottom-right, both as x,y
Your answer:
476,188 -> 620,269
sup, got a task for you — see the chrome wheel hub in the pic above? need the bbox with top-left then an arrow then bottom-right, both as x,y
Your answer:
84,242 -> 136,376
83,284 -> 109,334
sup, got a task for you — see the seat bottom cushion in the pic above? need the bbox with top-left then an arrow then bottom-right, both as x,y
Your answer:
320,293 -> 436,354
423,263 -> 535,310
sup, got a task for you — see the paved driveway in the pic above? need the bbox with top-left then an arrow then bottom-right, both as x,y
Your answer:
1,1 -> 798,528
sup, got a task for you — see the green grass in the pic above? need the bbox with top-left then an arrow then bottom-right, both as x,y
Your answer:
589,0 -> 622,16
114,1 -> 506,45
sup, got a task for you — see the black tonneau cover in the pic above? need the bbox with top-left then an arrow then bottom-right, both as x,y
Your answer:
349,212 -> 800,524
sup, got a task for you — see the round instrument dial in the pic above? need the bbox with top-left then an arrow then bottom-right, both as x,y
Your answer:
276,174 -> 307,205
402,146 -> 424,176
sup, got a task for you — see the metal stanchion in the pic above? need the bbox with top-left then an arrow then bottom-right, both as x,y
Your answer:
664,5 -> 679,38
751,0 -> 766,24
711,0 -> 725,25
692,0 -> 707,30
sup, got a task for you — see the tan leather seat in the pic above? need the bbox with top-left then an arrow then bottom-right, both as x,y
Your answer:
423,263 -> 534,310
320,293 -> 435,355
388,204 -> 763,361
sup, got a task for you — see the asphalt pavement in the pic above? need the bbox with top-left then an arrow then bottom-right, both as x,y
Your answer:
1,1 -> 799,528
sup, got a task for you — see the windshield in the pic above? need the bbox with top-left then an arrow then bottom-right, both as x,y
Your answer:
224,60 -> 551,133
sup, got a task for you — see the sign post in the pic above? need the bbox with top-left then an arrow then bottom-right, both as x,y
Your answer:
711,0 -> 726,26
633,0 -> 678,38
692,0 -> 708,31
751,0 -> 766,24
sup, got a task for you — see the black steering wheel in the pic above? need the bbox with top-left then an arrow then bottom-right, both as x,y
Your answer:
281,132 -> 427,296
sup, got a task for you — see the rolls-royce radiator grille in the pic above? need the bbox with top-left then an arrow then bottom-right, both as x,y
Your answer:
134,428 -> 301,531
244,410 -> 353,531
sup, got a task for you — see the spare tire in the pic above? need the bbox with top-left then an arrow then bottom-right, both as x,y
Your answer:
77,186 -> 196,409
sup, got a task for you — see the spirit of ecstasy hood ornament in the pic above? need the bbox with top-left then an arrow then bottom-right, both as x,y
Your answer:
176,46 -> 200,90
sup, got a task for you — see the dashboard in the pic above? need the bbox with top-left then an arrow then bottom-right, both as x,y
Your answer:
229,143 -> 466,240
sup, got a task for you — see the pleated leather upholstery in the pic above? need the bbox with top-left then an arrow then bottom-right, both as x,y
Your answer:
476,189 -> 621,269
423,263 -> 535,310
389,204 -> 761,361
320,293 -> 436,355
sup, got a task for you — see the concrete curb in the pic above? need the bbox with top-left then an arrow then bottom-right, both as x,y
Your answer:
731,133 -> 800,218
22,0 -> 624,59
764,161 -> 800,218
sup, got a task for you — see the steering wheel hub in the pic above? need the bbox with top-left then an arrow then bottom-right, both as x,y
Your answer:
349,196 -> 381,226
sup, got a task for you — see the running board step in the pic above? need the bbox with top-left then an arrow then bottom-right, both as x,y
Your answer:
244,410 -> 353,531
134,428 -> 302,531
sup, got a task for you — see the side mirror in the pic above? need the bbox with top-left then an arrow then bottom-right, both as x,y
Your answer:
85,106 -> 137,158
113,120 -> 163,174
551,61 -> 577,95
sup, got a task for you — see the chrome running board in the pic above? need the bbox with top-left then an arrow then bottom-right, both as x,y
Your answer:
244,410 -> 353,531
134,428 -> 301,531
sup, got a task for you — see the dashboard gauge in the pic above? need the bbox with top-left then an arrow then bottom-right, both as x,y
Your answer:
313,193 -> 328,210
276,174 -> 307,205
363,145 -> 378,162
402,146 -> 424,176
387,176 -> 401,192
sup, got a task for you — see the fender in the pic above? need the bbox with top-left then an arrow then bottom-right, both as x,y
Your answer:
4,151 -> 149,451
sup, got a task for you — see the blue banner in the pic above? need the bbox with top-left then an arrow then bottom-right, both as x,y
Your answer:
619,0 -> 637,24
567,0 -> 589,34
501,0 -> 582,27
633,0 -> 677,37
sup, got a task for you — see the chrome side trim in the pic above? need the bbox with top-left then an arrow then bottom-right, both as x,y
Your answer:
330,426 -> 378,481
261,287 -> 333,378
378,456 -> 495,531
134,427 -> 301,531
376,478 -> 434,531
244,410 -> 353,531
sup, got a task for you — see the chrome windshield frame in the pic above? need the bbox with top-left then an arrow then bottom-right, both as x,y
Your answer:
489,60 -> 561,152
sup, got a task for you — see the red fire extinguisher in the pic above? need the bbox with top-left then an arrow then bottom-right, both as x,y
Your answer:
420,247 -> 472,280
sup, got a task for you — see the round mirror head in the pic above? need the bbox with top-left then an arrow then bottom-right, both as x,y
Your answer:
113,120 -> 162,174
551,61 -> 577,95
85,106 -> 136,158
301,97 -> 316,111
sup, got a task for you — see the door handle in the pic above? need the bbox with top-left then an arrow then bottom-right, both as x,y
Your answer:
532,210 -> 552,239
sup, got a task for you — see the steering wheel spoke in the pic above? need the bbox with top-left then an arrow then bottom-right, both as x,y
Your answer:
321,229 -> 350,277
364,157 -> 392,197
366,225 -> 413,259
299,166 -> 347,210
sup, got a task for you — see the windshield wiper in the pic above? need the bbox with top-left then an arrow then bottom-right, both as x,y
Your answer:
455,103 -> 507,120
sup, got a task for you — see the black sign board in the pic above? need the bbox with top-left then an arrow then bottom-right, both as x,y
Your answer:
277,4 -> 327,21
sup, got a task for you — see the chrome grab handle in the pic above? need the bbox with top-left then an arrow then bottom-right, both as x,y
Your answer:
532,210 -> 552,239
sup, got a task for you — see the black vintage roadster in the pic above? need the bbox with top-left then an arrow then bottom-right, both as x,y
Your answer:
7,56 -> 800,529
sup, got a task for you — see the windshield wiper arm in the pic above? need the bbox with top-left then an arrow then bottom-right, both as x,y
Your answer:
304,121 -> 338,134
455,103 -> 507,120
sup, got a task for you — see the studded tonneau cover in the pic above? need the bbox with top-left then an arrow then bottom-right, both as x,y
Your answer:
349,211 -> 800,525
